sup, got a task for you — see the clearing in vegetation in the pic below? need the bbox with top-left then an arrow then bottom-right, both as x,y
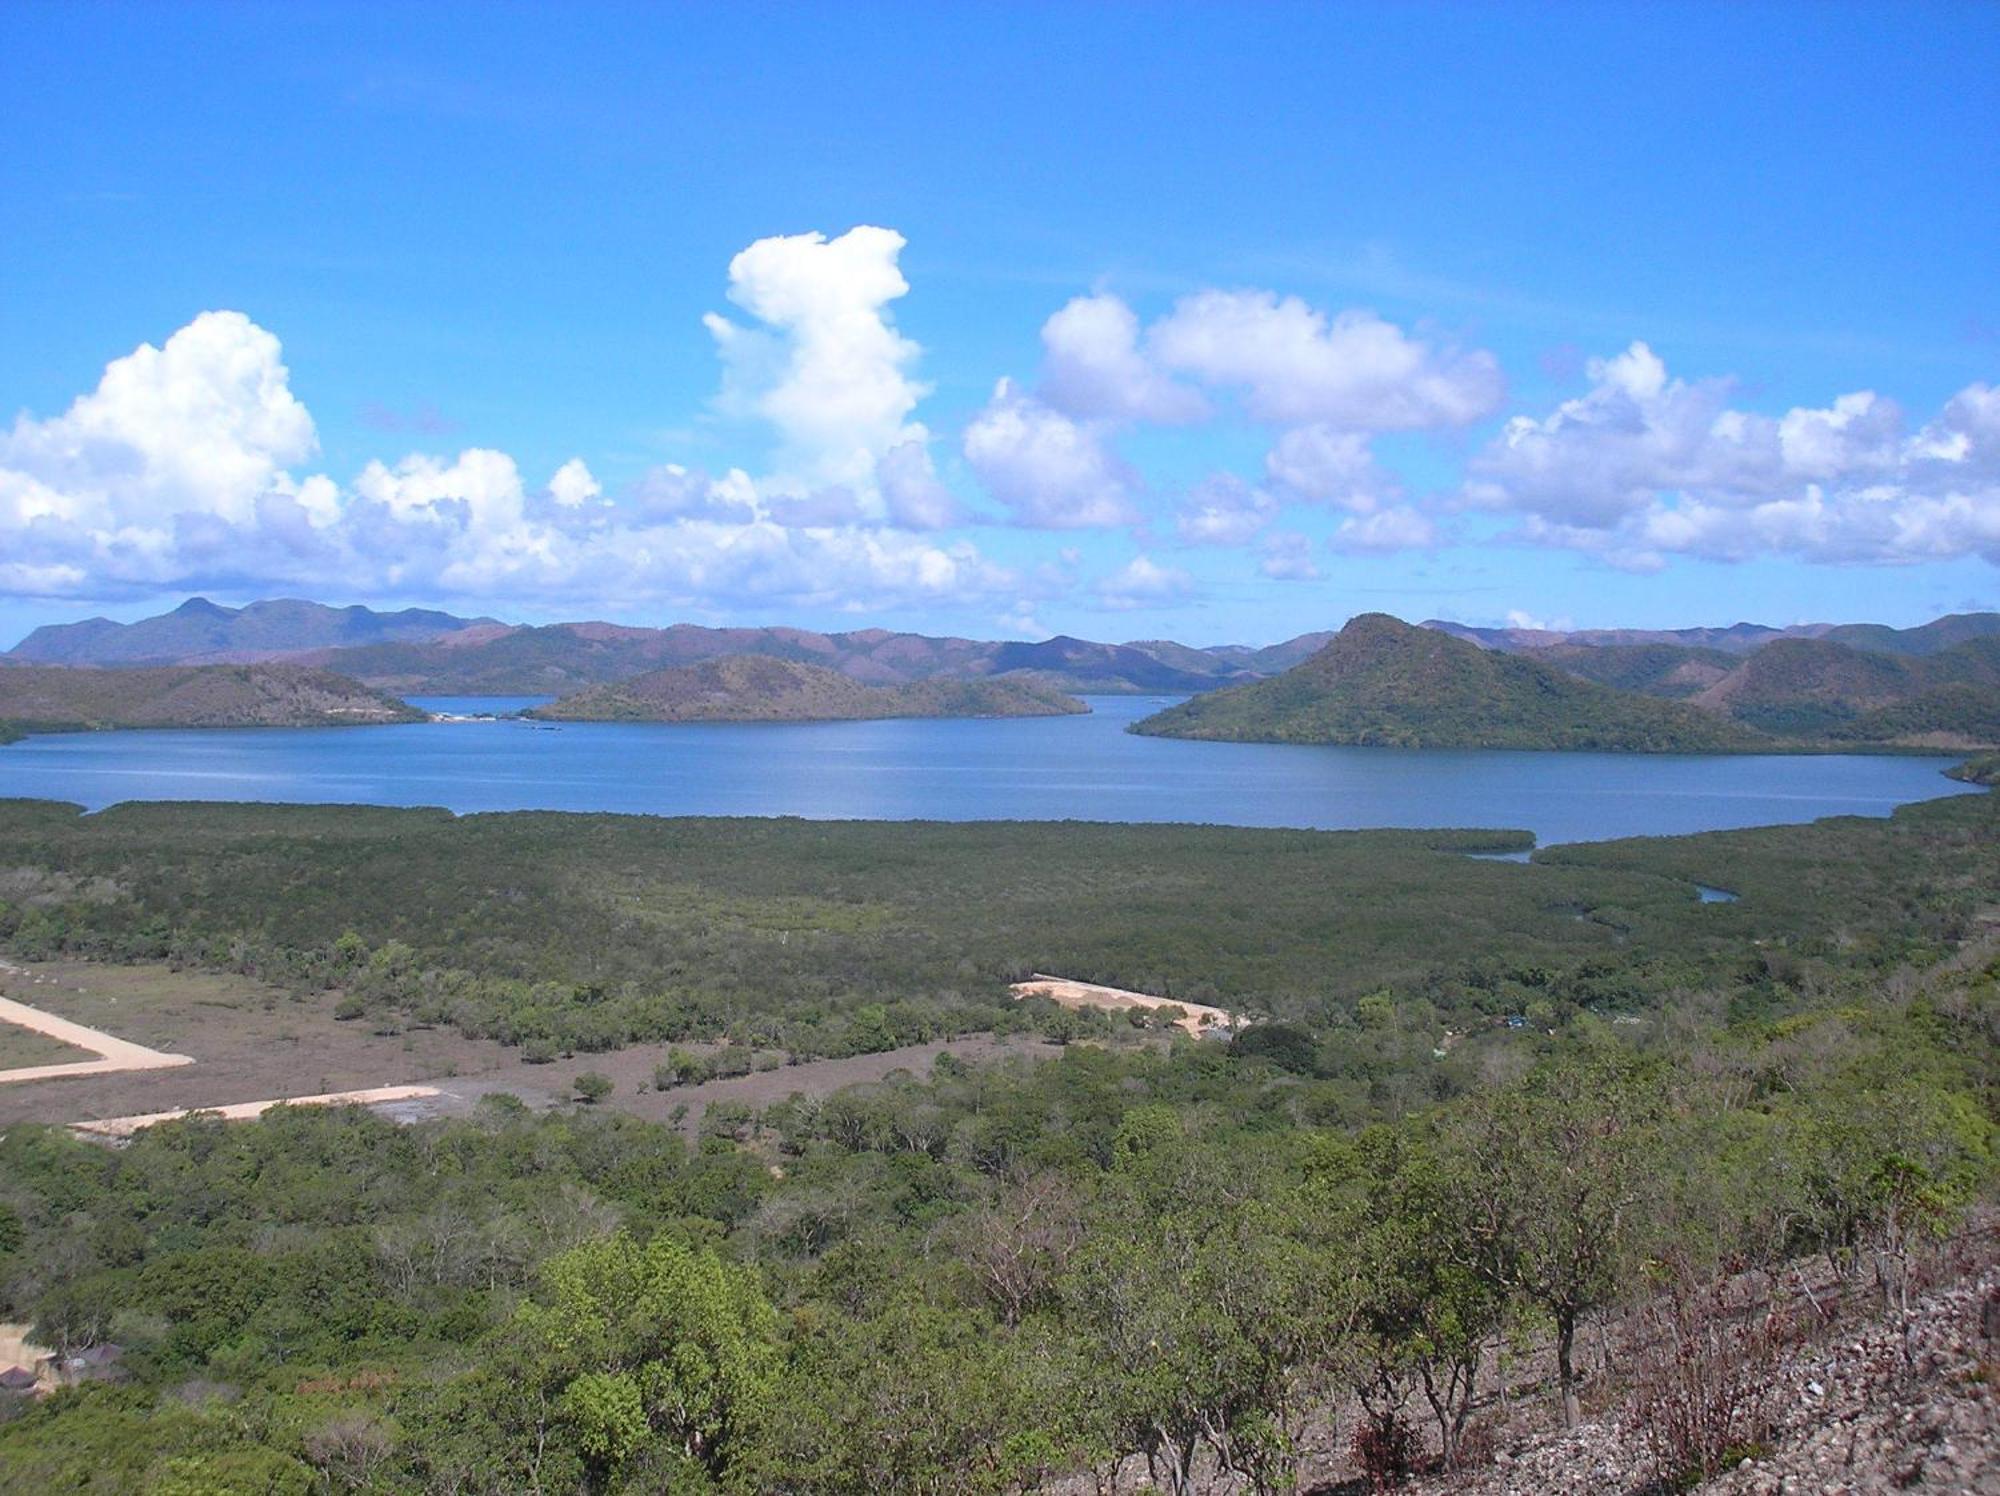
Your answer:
0,984 -> 193,1086
1010,972 -> 1239,1035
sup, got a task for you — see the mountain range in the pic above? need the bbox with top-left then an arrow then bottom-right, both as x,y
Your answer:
9,598 -> 2000,753
8,597 -> 493,666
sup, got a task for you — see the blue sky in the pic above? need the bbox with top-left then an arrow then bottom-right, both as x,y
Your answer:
2,1 -> 1996,648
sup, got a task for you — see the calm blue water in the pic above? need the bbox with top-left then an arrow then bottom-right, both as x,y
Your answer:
0,694 -> 1976,845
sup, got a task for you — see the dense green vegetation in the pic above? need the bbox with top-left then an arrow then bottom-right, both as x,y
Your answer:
4,791 -> 1993,1066
0,947 -> 1991,1489
1695,636 -> 2000,743
0,790 -> 1993,1489
528,656 -> 1086,723
1134,615 -> 1761,752
0,664 -> 421,736
1949,752 -> 2000,786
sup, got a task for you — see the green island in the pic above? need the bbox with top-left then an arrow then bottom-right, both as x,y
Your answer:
0,664 -> 422,738
1134,613 -> 2000,753
0,787 -> 1993,1490
524,655 -> 1087,723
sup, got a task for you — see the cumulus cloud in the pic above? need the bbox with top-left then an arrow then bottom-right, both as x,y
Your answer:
874,440 -> 967,530
703,225 -> 931,495
1149,291 -> 1504,430
1464,343 -> 2000,566
0,310 -> 316,536
1175,472 -> 1277,545
1039,294 -> 1207,423
1330,505 -> 1439,554
1263,423 -> 1399,512
1257,530 -> 1321,581
0,307 -> 1016,614
547,457 -> 601,509
1096,553 -> 1195,609
961,378 -> 1140,528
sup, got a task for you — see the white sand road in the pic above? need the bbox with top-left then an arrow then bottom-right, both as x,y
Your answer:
1009,973 -> 1239,1036
0,990 -> 195,1085
70,1085 -> 445,1139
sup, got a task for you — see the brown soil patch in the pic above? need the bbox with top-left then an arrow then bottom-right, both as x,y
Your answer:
1010,972 -> 1239,1036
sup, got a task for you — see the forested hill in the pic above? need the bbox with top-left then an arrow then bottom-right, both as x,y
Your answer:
526,655 -> 1089,722
1131,614 -> 1759,752
0,663 -> 424,734
1688,636 -> 2000,744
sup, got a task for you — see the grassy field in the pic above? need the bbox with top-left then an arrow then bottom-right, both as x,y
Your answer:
0,1018 -> 92,1069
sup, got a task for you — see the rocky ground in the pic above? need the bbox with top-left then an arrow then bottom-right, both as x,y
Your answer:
1385,1250 -> 2000,1496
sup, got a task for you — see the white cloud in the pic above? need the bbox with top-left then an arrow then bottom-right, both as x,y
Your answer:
874,440 -> 967,530
961,378 -> 1140,528
548,457 -> 601,509
1039,293 -> 1207,423
0,308 -> 1019,615
1096,553 -> 1195,609
0,310 -> 316,535
1465,343 -> 2000,566
1174,472 -> 1277,545
1257,530 -> 1321,581
1330,505 -> 1439,554
1149,291 -> 1503,429
1263,423 -> 1398,512
703,225 -> 935,499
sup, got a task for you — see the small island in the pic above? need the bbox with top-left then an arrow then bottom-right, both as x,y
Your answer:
525,654 -> 1090,723
1130,614 -> 1761,752
0,663 -> 423,740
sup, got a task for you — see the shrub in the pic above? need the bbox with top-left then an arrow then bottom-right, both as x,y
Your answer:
1627,1264 -> 1799,1488
1350,1409 -> 1418,1491
573,1072 -> 613,1105
521,1037 -> 557,1064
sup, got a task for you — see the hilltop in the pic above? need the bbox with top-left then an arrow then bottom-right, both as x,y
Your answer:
1132,614 -> 1758,751
526,655 -> 1088,723
0,663 -> 424,735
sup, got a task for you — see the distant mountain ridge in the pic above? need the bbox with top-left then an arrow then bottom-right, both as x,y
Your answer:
10,597 -> 491,665
527,656 -> 1088,723
1425,611 -> 2000,658
11,598 -> 1999,713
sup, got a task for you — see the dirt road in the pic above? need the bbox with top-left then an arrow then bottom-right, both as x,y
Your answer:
71,1085 -> 442,1139
0,986 -> 195,1085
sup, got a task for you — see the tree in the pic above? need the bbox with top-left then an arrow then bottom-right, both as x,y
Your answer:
1446,1053 -> 1658,1427
511,1232 -> 781,1483
1351,1128 -> 1504,1468
572,1071 -> 613,1105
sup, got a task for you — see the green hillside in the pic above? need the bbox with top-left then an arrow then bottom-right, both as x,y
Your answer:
0,663 -> 423,736
1132,614 -> 1758,751
528,654 -> 1088,722
1691,637 -> 2000,744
